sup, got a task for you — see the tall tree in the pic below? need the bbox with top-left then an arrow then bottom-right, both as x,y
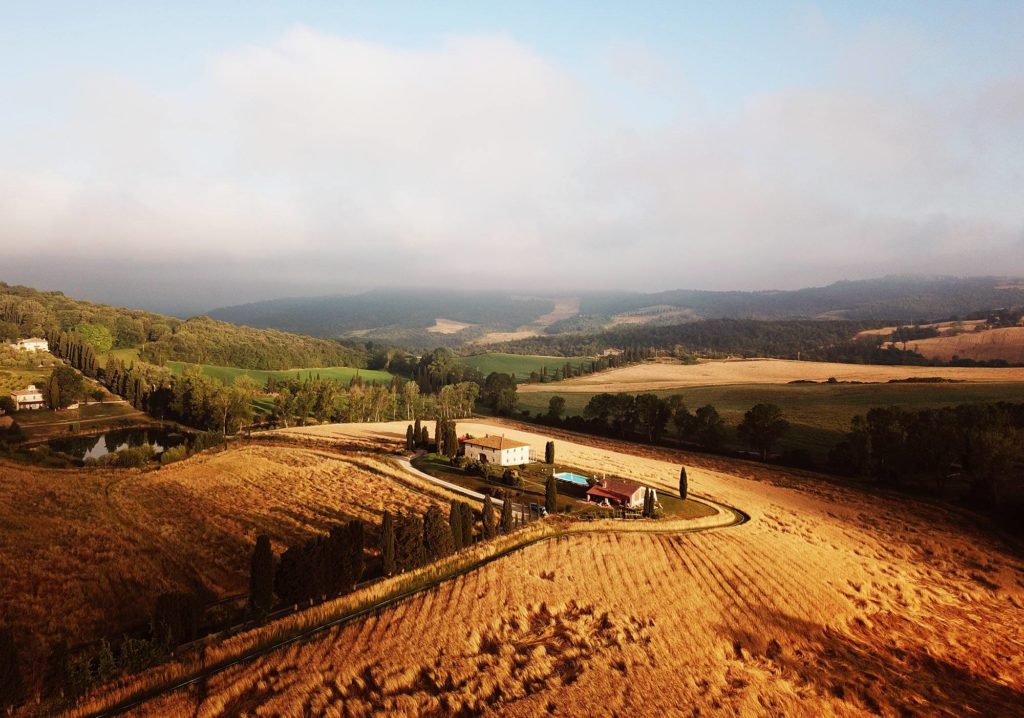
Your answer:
423,505 -> 454,561
405,424 -> 415,451
445,421 -> 459,461
248,534 -> 276,616
481,496 -> 497,539
545,440 -> 555,464
394,512 -> 424,573
737,403 -> 790,461
547,395 -> 566,420
459,502 -> 474,547
381,510 -> 396,576
0,626 -> 24,710
449,500 -> 464,550
420,425 -> 429,450
434,419 -> 445,455
545,474 -> 558,514
679,466 -> 688,499
413,417 -> 422,447
500,496 -> 514,534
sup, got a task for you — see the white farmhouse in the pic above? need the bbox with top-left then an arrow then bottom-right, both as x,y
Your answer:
11,384 -> 46,411
13,337 -> 49,352
461,435 -> 532,467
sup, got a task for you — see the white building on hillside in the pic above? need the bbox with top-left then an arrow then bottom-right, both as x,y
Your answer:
461,435 -> 532,467
11,384 -> 45,411
13,337 -> 48,352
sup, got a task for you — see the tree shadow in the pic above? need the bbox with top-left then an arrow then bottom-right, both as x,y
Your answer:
718,609 -> 1024,717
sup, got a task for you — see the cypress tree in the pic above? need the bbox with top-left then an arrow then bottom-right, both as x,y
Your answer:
420,425 -> 429,449
381,510 -> 396,576
449,500 -> 464,550
395,512 -> 425,572
405,424 -> 415,451
248,534 -> 276,616
460,501 -> 474,546
347,519 -> 365,588
44,639 -> 70,699
501,497 -> 514,534
0,626 -> 24,710
445,421 -> 459,461
434,419 -> 445,454
679,466 -> 688,499
545,474 -> 558,514
481,496 -> 497,539
423,504 -> 454,560
545,440 -> 555,464
413,418 -> 422,446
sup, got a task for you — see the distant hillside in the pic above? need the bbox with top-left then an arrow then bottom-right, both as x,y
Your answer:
209,289 -> 556,348
0,282 -> 366,370
574,276 -> 1024,323
207,276 -> 1024,346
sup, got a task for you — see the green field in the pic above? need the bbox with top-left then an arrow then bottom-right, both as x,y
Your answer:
97,347 -> 142,364
518,381 -> 1024,462
166,362 -> 396,386
458,353 -> 593,381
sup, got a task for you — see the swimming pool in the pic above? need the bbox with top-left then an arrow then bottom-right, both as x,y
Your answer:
553,471 -> 590,486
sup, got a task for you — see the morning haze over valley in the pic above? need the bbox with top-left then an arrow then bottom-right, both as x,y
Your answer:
1,3 -> 1023,717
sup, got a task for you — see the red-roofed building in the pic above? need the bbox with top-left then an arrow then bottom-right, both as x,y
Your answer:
586,478 -> 645,508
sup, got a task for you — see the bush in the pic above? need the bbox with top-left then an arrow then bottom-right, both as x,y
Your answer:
192,431 -> 225,453
114,445 -> 155,468
160,445 -> 189,466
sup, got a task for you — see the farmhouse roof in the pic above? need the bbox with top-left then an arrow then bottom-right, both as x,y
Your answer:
587,478 -> 643,501
12,385 -> 41,397
462,435 -> 530,451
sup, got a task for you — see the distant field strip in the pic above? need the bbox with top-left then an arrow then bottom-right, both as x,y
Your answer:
457,352 -> 593,380
166,362 -> 395,385
518,358 -> 1024,393
895,326 -> 1024,364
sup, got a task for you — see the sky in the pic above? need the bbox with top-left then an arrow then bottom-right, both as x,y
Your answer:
1,1 -> 1023,315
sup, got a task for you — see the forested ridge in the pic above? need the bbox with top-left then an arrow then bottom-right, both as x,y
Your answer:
0,282 -> 366,370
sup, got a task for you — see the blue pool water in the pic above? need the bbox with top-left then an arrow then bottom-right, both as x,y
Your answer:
553,471 -> 590,486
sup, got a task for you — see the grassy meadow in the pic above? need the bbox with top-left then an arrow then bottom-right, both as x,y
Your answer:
166,361 -> 396,386
518,381 -> 1024,462
458,352 -> 592,381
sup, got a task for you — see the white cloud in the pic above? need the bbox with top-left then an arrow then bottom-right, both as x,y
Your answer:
1,24 -> 1022,307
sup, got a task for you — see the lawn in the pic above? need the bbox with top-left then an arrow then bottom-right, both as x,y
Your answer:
518,381 -> 1024,462
458,352 -> 593,381
412,453 -> 713,519
166,362 -> 396,386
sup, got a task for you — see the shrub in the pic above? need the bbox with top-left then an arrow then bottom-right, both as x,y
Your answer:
115,445 -> 155,468
192,431 -> 225,453
159,445 -> 189,466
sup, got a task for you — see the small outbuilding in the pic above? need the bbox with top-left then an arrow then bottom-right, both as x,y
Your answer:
461,435 -> 532,467
13,337 -> 48,352
11,384 -> 45,411
586,478 -> 646,508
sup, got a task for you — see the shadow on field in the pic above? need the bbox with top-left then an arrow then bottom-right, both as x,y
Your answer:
722,610 -> 1023,717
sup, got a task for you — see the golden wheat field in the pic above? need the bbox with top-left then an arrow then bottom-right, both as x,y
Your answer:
895,326 -> 1024,364
0,442 -> 459,685
115,420 -> 1024,717
517,357 -> 1024,393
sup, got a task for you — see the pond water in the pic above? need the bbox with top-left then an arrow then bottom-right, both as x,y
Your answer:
47,427 -> 188,460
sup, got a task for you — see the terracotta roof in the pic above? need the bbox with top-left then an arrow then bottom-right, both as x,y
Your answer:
461,435 -> 530,451
587,478 -> 643,501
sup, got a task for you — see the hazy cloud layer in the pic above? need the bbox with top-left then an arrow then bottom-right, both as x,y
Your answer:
2,23 -> 1022,313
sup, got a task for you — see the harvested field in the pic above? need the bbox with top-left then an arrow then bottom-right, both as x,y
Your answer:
0,443 -> 460,685
518,357 -> 1024,393
426,317 -> 475,334
123,419 -> 1024,717
895,326 -> 1024,364
474,298 -> 580,345
855,319 -> 986,339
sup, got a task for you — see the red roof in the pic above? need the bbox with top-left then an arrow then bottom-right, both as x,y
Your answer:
461,435 -> 530,450
587,478 -> 643,503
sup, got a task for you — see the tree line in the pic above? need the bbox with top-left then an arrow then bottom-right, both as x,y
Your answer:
827,402 -> 1024,506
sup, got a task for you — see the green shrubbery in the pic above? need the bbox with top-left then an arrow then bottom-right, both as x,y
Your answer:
159,445 -> 189,465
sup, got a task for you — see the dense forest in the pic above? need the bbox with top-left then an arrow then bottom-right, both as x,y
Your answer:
0,283 -> 366,370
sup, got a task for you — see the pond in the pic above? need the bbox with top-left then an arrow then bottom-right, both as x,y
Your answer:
47,427 -> 188,460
